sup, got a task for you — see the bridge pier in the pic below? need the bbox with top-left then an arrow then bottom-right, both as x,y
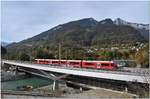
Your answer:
125,86 -> 128,93
10,65 -> 18,75
2,63 -> 10,71
37,70 -> 68,91
14,66 -> 19,75
52,80 -> 59,91
79,87 -> 83,92
1,61 -> 4,67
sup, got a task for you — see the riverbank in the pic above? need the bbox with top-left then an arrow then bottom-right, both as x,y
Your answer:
2,80 -> 138,99
2,88 -> 138,99
1,70 -> 28,82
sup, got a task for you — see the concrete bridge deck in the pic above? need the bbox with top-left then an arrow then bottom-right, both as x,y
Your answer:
2,60 -> 150,84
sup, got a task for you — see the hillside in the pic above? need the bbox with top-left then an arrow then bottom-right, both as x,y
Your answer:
6,18 -> 148,56
1,41 -> 10,47
114,18 -> 149,40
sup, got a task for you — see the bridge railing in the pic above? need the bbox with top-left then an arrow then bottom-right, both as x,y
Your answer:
2,60 -> 149,77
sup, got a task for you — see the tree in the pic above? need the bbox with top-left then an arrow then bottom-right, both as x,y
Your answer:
1,46 -> 7,55
19,53 -> 30,61
35,48 -> 55,59
129,44 -> 149,68
135,50 -> 149,68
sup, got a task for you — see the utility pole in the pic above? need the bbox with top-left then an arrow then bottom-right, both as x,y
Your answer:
59,43 -> 61,61
65,49 -> 68,66
65,49 -> 68,60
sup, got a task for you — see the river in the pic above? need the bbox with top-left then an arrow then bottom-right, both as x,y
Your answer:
1,76 -> 53,91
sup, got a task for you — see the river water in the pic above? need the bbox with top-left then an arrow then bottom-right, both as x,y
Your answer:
1,76 -> 53,90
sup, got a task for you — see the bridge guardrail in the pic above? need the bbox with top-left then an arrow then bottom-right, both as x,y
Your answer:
2,60 -> 149,77
2,60 -> 150,84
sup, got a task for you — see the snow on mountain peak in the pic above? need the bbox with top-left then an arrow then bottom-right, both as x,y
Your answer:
114,18 -> 149,30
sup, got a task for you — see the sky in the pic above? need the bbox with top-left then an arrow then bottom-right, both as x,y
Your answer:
1,1 -> 150,42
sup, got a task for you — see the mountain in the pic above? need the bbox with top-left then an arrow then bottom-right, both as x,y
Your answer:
114,18 -> 149,30
1,41 -> 10,47
99,18 -> 114,25
6,18 -> 148,55
114,18 -> 149,40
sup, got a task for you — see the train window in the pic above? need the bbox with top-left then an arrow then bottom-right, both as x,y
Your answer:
111,63 -> 114,66
39,60 -> 44,62
61,61 -> 66,64
52,61 -> 59,63
69,62 -> 79,65
101,63 -> 109,66
97,63 -> 101,66
85,62 -> 94,65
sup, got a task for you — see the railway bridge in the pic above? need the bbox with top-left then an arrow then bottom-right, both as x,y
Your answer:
2,60 -> 149,91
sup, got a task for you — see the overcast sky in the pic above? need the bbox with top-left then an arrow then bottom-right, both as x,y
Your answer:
1,1 -> 150,42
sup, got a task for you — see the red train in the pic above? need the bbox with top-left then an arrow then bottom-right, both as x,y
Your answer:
34,59 -> 117,70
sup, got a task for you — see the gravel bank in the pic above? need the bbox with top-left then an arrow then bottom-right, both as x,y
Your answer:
1,70 -> 28,82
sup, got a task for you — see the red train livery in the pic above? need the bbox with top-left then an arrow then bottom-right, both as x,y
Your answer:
34,59 -> 117,70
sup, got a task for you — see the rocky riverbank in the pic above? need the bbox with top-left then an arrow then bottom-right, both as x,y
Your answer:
2,88 -> 138,99
1,70 -> 28,82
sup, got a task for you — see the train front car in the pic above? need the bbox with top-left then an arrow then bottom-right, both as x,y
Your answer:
81,60 -> 118,70
96,61 -> 117,70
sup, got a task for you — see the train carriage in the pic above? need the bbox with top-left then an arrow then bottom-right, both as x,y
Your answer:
51,59 -> 60,65
34,59 -> 49,64
44,59 -> 52,64
67,60 -> 82,68
60,60 -> 67,66
82,60 -> 97,69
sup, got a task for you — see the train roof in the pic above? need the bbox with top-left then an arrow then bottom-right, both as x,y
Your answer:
67,60 -> 82,62
35,59 -> 114,63
82,60 -> 114,63
35,59 -> 67,61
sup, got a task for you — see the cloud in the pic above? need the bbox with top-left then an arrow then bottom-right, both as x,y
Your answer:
1,1 -> 150,42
